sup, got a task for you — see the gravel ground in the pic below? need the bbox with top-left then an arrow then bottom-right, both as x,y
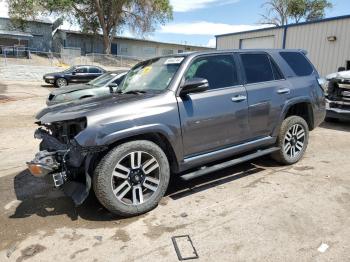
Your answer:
0,80 -> 349,262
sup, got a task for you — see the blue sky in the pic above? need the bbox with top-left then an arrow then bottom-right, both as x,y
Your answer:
153,0 -> 350,47
1,0 -> 350,47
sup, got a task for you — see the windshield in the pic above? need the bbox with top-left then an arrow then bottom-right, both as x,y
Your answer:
88,72 -> 118,87
120,57 -> 184,93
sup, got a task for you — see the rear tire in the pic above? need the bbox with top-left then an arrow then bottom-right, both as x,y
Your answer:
271,116 -> 309,165
93,140 -> 170,217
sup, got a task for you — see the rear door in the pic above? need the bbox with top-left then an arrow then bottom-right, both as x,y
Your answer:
177,53 -> 250,157
88,66 -> 103,80
72,66 -> 89,83
239,52 -> 290,138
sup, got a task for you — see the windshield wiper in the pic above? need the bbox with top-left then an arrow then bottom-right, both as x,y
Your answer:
122,90 -> 147,95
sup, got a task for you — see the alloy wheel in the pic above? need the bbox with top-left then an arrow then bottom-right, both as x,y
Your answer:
57,78 -> 67,87
283,124 -> 306,158
110,151 -> 160,205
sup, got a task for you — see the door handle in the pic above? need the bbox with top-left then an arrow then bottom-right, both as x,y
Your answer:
277,88 -> 290,94
231,95 -> 247,102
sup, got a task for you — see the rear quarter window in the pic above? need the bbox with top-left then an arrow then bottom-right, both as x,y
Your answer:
89,67 -> 101,73
280,52 -> 314,76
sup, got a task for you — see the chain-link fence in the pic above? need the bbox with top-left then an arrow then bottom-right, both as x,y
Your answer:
84,53 -> 143,68
0,46 -> 143,69
0,46 -> 64,67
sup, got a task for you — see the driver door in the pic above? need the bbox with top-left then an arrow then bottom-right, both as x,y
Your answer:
177,54 -> 250,157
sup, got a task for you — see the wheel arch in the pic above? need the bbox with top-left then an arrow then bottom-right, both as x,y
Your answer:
273,98 -> 315,137
89,131 -> 181,175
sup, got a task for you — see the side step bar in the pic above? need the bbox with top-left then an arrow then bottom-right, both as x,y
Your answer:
180,147 -> 280,181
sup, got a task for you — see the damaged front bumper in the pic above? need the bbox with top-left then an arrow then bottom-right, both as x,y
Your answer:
326,99 -> 350,120
27,128 -> 106,205
27,150 -> 67,187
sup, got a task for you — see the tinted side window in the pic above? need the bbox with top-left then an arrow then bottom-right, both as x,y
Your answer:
113,74 -> 126,85
185,55 -> 238,90
75,67 -> 88,73
280,52 -> 313,76
89,67 -> 101,73
240,53 -> 274,84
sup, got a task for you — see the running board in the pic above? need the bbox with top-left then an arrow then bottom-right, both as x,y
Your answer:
180,147 -> 280,181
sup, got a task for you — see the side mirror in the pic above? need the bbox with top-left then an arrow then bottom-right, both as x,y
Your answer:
180,78 -> 209,96
72,71 -> 76,75
108,83 -> 118,93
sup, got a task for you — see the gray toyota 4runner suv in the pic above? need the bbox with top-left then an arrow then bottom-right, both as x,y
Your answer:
28,50 -> 326,216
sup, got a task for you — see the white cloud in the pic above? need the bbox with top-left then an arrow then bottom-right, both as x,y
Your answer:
0,1 -> 9,17
159,21 -> 273,36
207,38 -> 216,48
170,0 -> 239,12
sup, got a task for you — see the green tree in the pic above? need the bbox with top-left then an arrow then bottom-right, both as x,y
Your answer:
261,0 -> 290,26
305,0 -> 333,21
7,0 -> 173,54
288,0 -> 307,23
261,0 -> 332,26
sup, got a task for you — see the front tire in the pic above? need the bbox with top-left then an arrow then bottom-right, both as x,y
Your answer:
55,78 -> 67,87
93,140 -> 170,217
272,116 -> 309,165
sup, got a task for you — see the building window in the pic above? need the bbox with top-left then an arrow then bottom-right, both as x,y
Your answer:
162,49 -> 174,55
178,50 -> 184,53
120,44 -> 128,55
143,47 -> 156,56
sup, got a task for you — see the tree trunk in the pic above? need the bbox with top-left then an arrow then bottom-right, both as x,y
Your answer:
102,33 -> 111,54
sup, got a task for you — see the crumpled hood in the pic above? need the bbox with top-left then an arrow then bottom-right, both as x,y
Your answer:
326,70 -> 350,80
51,84 -> 91,96
36,93 -> 157,124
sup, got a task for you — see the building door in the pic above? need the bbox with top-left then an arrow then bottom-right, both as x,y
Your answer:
111,43 -> 118,55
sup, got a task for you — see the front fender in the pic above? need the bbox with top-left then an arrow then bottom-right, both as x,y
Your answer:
75,122 -> 182,162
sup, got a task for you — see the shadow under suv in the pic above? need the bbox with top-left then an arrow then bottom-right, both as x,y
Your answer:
28,49 -> 326,216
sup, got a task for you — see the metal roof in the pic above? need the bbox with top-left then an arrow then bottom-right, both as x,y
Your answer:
57,29 -> 213,49
216,14 -> 350,38
0,29 -> 33,39
0,16 -> 52,24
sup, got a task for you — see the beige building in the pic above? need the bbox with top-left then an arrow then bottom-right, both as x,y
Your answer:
53,29 -> 212,59
216,15 -> 350,76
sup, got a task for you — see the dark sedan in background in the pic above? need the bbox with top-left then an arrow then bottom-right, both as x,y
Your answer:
43,65 -> 106,87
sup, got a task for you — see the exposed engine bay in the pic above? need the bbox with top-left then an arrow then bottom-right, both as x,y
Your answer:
27,117 -> 106,205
